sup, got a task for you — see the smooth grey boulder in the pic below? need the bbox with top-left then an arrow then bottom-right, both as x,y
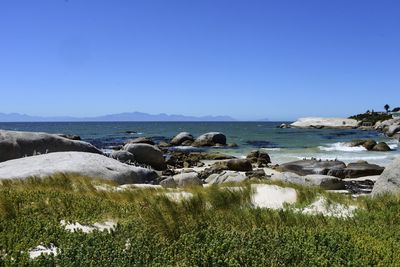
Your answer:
327,161 -> 385,178
386,125 -> 400,137
110,150 -> 135,163
212,159 -> 253,172
0,130 -> 102,162
126,137 -> 155,145
372,142 -> 391,152
372,157 -> 400,196
206,171 -> 247,184
173,172 -> 203,187
349,139 -> 377,150
123,143 -> 166,170
192,132 -> 227,147
160,177 -> 177,188
271,172 -> 345,190
170,132 -> 194,146
276,159 -> 346,176
0,152 -> 159,184
56,134 -> 81,140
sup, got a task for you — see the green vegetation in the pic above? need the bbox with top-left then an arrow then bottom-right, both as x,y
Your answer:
349,112 -> 392,125
1,174 -> 400,266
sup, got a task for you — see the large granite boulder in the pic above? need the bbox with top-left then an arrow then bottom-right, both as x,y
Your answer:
123,143 -> 166,170
206,171 -> 247,184
192,132 -> 227,147
226,159 -> 253,171
372,157 -> 400,196
170,132 -> 194,146
0,152 -> 159,184
327,161 -> 384,178
0,130 -> 102,162
110,150 -> 135,163
275,159 -> 346,176
349,139 -> 377,150
372,142 -> 391,152
386,125 -> 400,137
173,172 -> 203,187
126,137 -> 155,145
271,172 -> 345,190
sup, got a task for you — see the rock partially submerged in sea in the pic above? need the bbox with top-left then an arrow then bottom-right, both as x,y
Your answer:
372,157 -> 400,196
349,139 -> 391,152
0,152 -> 159,184
291,117 -> 359,129
271,172 -> 345,190
170,132 -> 194,146
0,130 -> 102,162
122,143 -> 167,170
276,159 -> 346,176
192,132 -> 227,147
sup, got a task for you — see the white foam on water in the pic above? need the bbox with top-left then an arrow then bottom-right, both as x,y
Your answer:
318,142 -> 367,152
261,147 -> 282,151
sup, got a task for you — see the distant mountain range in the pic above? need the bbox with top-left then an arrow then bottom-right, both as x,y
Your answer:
0,112 -> 236,122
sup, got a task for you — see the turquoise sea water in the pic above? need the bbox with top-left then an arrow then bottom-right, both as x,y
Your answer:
0,122 -> 398,166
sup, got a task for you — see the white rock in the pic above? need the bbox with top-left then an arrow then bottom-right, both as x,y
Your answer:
291,117 -> 359,128
60,220 -> 116,233
299,197 -> 357,218
0,152 -> 159,184
163,192 -> 194,202
251,184 -> 297,209
28,244 -> 58,259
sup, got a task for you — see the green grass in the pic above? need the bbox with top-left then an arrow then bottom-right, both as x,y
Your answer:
0,174 -> 400,266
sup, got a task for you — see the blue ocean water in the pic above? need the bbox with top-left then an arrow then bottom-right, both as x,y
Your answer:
0,122 -> 398,166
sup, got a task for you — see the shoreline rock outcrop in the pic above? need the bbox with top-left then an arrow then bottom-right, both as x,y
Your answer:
290,117 -> 359,129
0,152 -> 159,184
0,130 -> 102,162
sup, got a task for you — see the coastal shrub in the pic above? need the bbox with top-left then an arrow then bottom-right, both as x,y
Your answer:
0,175 -> 400,266
349,112 -> 392,125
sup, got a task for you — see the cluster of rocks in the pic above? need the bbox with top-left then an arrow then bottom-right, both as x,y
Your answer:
349,139 -> 391,152
2,129 -> 400,198
375,117 -> 400,140
275,159 -> 384,178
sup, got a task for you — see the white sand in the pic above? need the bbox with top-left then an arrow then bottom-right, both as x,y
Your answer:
299,197 -> 357,218
251,184 -> 297,209
60,220 -> 116,233
28,244 -> 58,259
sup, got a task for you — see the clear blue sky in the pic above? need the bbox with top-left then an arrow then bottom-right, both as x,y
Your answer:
0,0 -> 399,120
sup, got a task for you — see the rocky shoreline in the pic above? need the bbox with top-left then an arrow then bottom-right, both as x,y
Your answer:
1,125 -> 399,197
283,116 -> 400,141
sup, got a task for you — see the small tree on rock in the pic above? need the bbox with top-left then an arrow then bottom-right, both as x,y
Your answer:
384,104 -> 390,113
